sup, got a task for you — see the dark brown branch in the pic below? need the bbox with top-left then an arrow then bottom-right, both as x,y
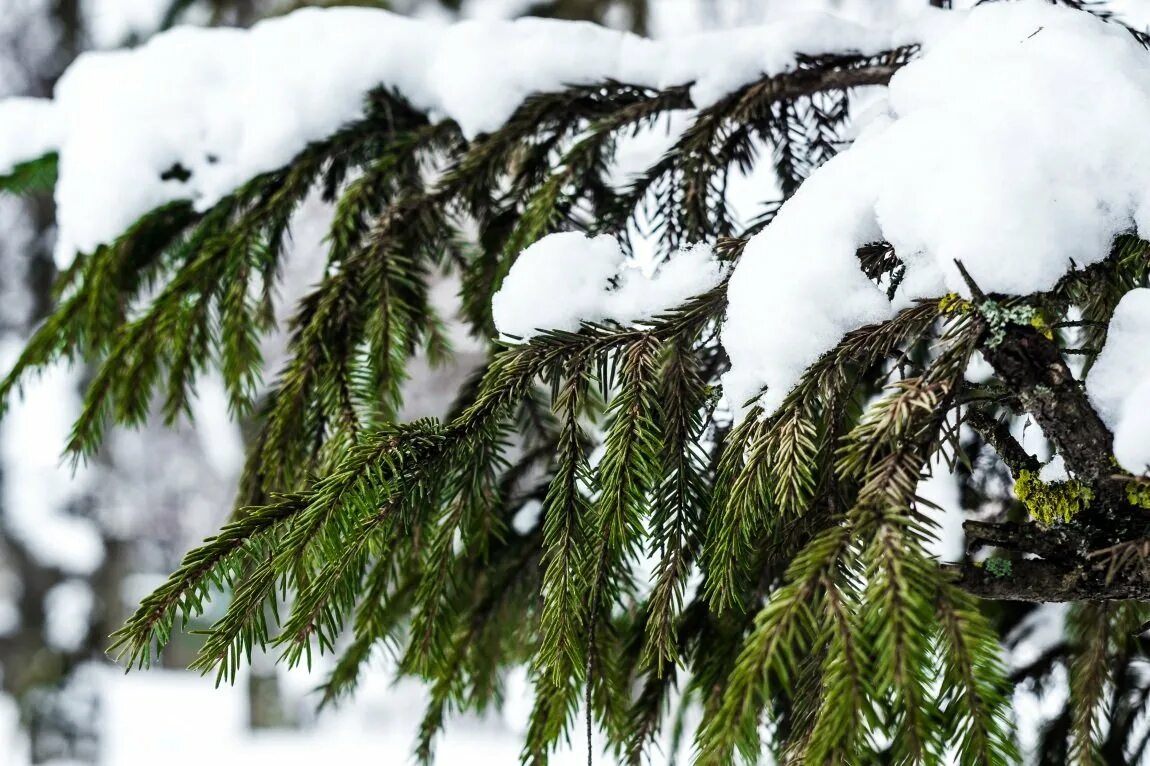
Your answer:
979,323 -> 1119,504
963,519 -> 1089,560
736,58 -> 908,107
963,405 -> 1040,478
945,258 -> 1150,603
947,264 -> 1103,480
959,255 -> 1116,498
947,556 -> 1150,602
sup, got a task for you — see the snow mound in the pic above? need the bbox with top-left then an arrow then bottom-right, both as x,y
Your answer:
1087,288 -> 1150,474
0,6 -> 921,267
722,1 -> 1150,416
492,233 -> 725,340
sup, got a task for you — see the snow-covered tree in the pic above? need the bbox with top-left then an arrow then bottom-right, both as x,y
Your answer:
5,1 -> 1150,763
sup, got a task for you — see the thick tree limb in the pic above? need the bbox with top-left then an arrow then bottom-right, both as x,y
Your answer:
952,261 -> 1113,491
947,556 -> 1150,602
948,285 -> 1150,602
957,518 -> 1150,601
979,324 -> 1115,488
963,519 -> 1090,560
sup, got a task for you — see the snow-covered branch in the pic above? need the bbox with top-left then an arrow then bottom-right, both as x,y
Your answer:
0,6 -> 925,266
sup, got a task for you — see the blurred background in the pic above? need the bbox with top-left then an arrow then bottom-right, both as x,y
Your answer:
0,0 -> 1146,764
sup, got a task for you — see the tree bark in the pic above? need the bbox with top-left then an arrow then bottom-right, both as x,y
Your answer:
950,287 -> 1150,602
947,556 -> 1150,602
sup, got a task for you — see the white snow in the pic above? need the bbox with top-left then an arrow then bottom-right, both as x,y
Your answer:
492,233 -> 725,340
0,6 -> 931,266
722,1 -> 1150,416
1038,454 -> 1069,483
0,659 -> 658,766
44,579 -> 94,652
82,0 -> 170,48
0,344 -> 103,575
0,98 -> 59,176
917,442 -> 965,562
1087,288 -> 1150,474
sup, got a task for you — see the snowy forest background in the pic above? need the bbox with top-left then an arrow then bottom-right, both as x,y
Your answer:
2,0 -> 1149,764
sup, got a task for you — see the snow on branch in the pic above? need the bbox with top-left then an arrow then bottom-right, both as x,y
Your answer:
1087,287 -> 1150,473
722,1 -> 1150,416
491,234 -> 726,340
0,6 -> 927,266
10,3 -> 1150,755
0,97 -> 60,176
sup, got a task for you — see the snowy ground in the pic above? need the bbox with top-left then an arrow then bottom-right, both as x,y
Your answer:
0,662 -> 630,764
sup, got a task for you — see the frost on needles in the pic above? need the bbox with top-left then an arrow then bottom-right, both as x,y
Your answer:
7,1 -> 1150,764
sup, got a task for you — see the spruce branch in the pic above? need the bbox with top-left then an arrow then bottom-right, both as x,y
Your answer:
0,152 -> 57,196
12,18 -> 1146,763
1068,602 -> 1112,765
936,587 -> 1020,765
640,337 -> 711,674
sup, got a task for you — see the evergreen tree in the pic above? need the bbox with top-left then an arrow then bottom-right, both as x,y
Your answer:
4,1 -> 1150,763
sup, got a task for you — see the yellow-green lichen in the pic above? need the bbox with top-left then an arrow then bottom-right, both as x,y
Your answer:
1126,480 -> 1150,510
1028,310 -> 1055,341
938,292 -> 972,315
1015,469 -> 1093,525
